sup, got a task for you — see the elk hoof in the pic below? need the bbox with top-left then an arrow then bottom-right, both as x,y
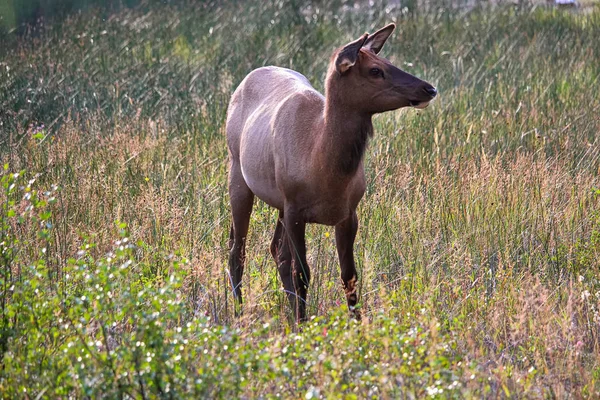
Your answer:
349,305 -> 362,321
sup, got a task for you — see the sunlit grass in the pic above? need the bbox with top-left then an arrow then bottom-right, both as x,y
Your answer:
1,0 -> 600,397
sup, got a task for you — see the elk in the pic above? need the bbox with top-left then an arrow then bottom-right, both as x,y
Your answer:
226,23 -> 437,322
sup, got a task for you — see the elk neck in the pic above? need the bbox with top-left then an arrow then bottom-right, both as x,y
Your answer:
320,87 -> 374,176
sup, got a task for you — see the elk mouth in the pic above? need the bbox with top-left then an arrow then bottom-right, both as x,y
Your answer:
408,85 -> 437,109
409,100 -> 431,109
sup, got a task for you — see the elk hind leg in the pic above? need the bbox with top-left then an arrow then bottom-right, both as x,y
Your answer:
228,162 -> 254,313
283,207 -> 310,323
271,211 -> 299,320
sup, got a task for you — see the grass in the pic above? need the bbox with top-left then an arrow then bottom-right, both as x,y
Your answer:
1,0 -> 600,397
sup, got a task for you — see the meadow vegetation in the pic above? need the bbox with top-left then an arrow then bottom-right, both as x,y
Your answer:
1,0 -> 600,397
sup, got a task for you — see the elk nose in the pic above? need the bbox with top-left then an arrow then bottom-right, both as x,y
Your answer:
424,86 -> 437,97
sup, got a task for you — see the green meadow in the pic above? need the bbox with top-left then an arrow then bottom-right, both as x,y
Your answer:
1,0 -> 599,397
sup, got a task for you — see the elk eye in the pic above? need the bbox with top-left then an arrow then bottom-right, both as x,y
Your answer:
369,68 -> 383,77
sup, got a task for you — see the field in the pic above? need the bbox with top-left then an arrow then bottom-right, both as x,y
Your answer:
1,0 -> 600,397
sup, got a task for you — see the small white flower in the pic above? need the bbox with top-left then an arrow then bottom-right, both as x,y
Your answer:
305,387 -> 319,399
582,290 -> 591,301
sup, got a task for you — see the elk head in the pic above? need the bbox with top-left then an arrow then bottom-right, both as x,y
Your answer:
327,23 -> 437,114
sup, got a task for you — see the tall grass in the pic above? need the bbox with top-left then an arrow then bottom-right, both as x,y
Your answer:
1,0 -> 600,397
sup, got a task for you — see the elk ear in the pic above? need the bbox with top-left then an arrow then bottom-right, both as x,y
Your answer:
363,23 -> 395,54
335,33 -> 369,74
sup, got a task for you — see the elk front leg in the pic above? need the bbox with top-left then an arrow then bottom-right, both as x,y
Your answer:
283,207 -> 310,323
335,211 -> 361,320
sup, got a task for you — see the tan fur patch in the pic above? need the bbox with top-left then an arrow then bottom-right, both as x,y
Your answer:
345,275 -> 357,296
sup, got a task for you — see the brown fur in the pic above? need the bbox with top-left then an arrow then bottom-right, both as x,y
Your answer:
226,24 -> 437,322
